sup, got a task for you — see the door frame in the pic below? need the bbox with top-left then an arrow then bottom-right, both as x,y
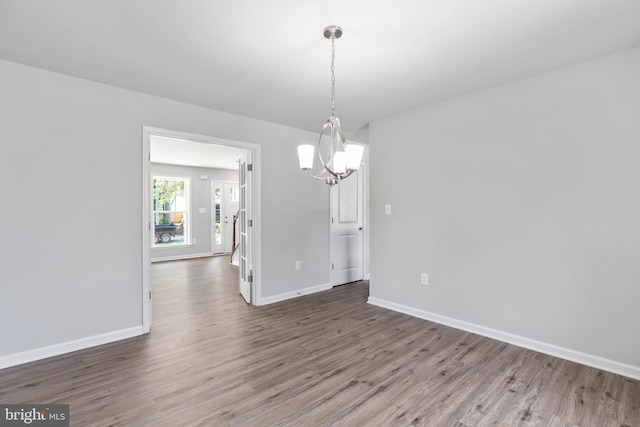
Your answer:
142,126 -> 262,332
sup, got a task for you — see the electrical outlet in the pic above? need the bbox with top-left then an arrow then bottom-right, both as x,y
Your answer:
295,260 -> 301,270
421,273 -> 428,286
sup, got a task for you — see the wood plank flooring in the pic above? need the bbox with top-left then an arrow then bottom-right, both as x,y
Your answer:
1,256 -> 639,426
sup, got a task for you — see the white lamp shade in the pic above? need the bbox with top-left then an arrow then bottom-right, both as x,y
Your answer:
333,150 -> 346,174
297,145 -> 315,169
345,144 -> 364,170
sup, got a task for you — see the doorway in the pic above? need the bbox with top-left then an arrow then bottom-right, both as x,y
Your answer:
142,127 -> 261,332
211,181 -> 240,255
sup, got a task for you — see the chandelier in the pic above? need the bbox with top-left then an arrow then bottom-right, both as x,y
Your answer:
297,25 -> 364,186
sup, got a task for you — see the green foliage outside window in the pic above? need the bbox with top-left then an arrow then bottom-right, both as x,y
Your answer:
153,178 -> 186,225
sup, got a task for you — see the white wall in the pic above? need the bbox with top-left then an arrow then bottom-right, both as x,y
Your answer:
0,59 -> 332,363
369,47 -> 640,376
150,163 -> 237,261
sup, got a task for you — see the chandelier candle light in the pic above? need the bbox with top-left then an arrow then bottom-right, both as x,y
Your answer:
298,25 -> 364,186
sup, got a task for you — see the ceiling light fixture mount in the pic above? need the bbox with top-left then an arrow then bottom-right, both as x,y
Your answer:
297,25 -> 363,186
323,25 -> 342,39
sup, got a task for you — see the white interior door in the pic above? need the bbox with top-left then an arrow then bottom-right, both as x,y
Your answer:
330,167 -> 364,286
212,182 -> 239,254
238,150 -> 252,303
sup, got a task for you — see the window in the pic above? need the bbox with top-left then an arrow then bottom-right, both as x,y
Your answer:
229,186 -> 239,203
153,176 -> 190,247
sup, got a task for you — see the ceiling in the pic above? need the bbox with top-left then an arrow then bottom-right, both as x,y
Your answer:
150,135 -> 245,170
1,1 -> 640,144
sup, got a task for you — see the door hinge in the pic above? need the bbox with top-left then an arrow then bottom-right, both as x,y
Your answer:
248,274 -> 253,283
331,263 -> 334,270
149,291 -> 152,299
331,217 -> 334,224
248,219 -> 253,226
247,164 -> 253,172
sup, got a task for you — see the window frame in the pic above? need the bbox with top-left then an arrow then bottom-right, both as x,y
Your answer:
152,175 -> 191,247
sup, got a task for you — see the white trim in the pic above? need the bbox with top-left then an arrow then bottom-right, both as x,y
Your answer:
151,252 -> 214,263
142,128 -> 151,333
368,297 -> 640,381
247,146 -> 262,305
0,327 -> 144,370
152,243 -> 196,250
259,283 -> 332,306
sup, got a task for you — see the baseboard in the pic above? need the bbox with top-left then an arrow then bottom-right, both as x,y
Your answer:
368,297 -> 640,381
0,326 -> 145,370
260,283 -> 332,306
151,252 -> 214,263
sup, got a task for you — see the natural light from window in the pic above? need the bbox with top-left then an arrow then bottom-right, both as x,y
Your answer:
152,176 -> 190,247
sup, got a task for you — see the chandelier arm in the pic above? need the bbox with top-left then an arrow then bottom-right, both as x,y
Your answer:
334,117 -> 346,149
330,117 -> 347,171
317,119 -> 342,179
304,169 -> 331,181
301,167 -> 340,186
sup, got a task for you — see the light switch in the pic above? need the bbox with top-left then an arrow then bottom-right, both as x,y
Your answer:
198,208 -> 206,214
385,204 -> 392,215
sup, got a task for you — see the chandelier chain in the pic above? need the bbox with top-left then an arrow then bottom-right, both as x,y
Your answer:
330,35 -> 336,117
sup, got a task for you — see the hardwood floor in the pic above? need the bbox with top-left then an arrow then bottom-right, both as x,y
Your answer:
1,256 -> 638,426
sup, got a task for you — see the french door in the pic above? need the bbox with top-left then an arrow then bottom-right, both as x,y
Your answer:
238,150 -> 253,303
